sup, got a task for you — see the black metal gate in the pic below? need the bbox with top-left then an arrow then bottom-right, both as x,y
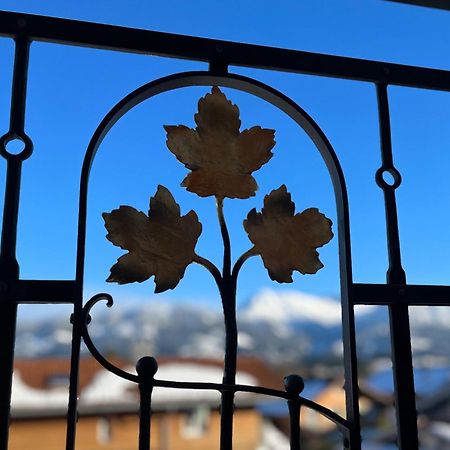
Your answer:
1,10 -> 450,450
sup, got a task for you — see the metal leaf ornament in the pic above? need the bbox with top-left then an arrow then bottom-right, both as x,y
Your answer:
103,185 -> 202,293
164,86 -> 275,199
244,185 -> 333,283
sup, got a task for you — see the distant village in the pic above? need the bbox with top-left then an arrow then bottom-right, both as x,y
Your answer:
9,356 -> 450,450
11,290 -> 450,449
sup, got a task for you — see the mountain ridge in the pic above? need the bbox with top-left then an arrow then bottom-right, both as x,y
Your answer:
15,288 -> 450,368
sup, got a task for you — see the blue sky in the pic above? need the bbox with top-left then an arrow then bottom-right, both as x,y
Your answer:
2,1 -> 450,317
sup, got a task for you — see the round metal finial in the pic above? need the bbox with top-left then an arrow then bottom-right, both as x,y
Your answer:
284,374 -> 305,395
136,356 -> 158,379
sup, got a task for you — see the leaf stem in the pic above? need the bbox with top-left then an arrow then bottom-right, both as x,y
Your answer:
231,247 -> 258,282
192,254 -> 222,288
215,196 -> 237,450
216,197 -> 231,279
219,276 -> 237,450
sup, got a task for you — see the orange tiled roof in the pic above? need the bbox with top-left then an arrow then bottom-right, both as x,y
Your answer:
14,355 -> 283,392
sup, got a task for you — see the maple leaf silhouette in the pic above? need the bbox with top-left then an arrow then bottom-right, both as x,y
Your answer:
103,185 -> 202,293
164,86 -> 275,199
243,185 -> 333,283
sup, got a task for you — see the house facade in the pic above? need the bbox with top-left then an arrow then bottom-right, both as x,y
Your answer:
9,357 -> 288,450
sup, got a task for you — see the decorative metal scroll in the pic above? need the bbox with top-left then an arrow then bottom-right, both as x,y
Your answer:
78,74 -> 357,450
94,86 -> 333,449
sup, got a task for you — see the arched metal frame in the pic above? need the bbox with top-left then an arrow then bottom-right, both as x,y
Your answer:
74,71 -> 359,450
3,9 -> 450,450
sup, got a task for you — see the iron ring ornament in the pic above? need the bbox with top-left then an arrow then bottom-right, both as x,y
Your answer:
0,132 -> 33,161
78,71 -> 356,448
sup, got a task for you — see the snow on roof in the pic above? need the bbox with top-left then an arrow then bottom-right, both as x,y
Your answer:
258,421 -> 290,450
154,362 -> 257,406
11,372 -> 68,410
81,366 -> 136,405
12,361 -> 259,413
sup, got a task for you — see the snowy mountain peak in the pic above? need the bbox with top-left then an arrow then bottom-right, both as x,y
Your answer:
241,288 -> 342,327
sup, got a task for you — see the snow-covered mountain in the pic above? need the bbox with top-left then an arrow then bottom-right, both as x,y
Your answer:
241,288 -> 343,327
14,289 -> 450,366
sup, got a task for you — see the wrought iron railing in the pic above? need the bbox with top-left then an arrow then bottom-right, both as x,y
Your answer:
1,10 -> 450,450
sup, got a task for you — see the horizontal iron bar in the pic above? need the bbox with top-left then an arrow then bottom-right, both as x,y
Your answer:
3,279 -> 76,303
154,379 -> 351,429
154,378 -> 290,399
2,11 -> 450,91
353,283 -> 450,306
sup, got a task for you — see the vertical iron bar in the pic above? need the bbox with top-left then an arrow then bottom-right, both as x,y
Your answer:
340,284 -> 361,449
217,198 -> 236,450
138,383 -> 152,450
284,375 -> 304,450
136,357 -> 158,450
65,305 -> 82,450
220,279 -> 237,450
0,159 -> 22,276
0,298 -> 17,450
333,170 -> 361,449
66,212 -> 85,447
0,36 -> 31,450
8,41 -> 28,137
66,95 -> 92,449
287,400 -> 301,450
0,35 -> 31,269
376,83 -> 418,450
